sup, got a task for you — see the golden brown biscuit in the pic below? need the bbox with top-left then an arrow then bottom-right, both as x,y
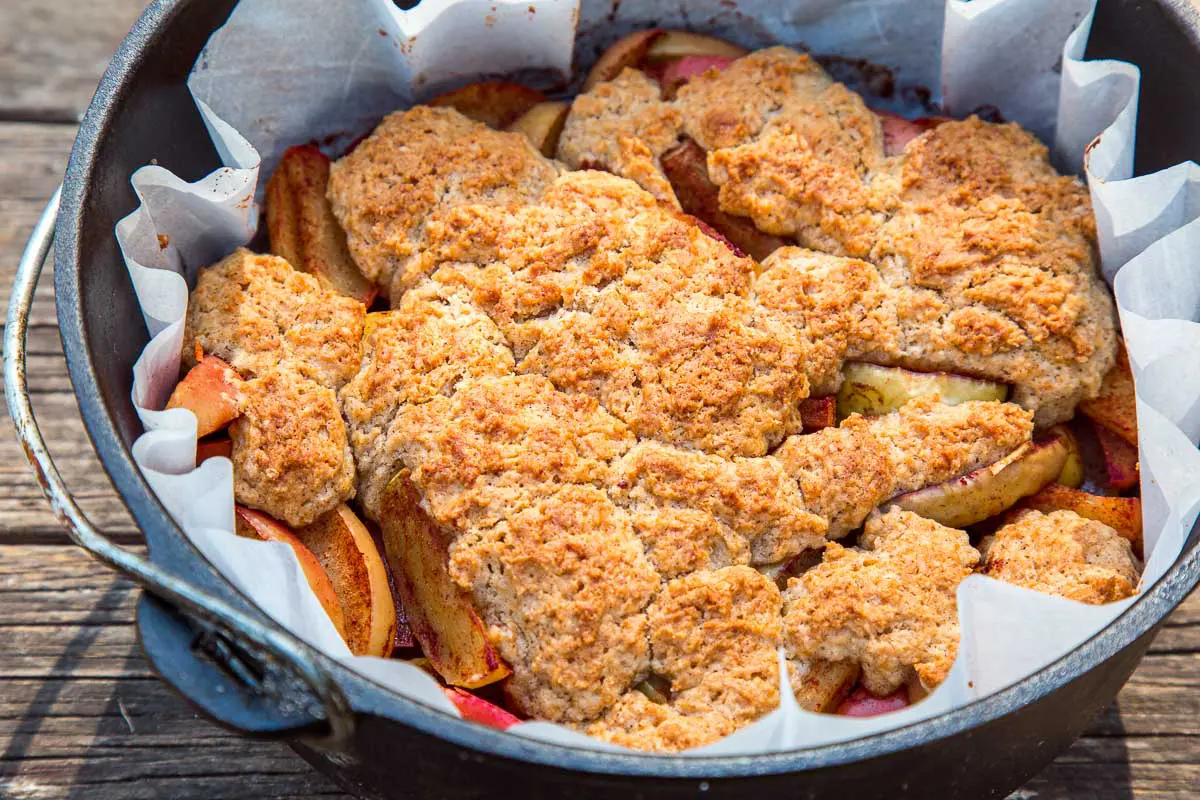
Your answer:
979,509 -> 1140,604
560,46 -> 1116,426
782,507 -> 980,695
328,106 -> 560,292
230,367 -> 355,528
774,397 -> 1034,537
585,566 -> 782,751
183,248 -> 365,389
611,441 -> 826,576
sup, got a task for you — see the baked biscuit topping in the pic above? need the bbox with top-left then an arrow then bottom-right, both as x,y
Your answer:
328,106 -> 560,295
183,248 -> 364,389
184,248 -> 363,525
173,32 -> 1144,753
980,510 -> 1140,604
782,508 -> 980,695
559,47 -> 1117,426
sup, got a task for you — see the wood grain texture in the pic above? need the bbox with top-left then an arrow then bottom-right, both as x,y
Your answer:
0,546 -> 1197,799
0,0 -> 147,122
0,1 -> 1197,798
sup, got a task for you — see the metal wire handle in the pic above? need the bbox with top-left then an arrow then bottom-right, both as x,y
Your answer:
3,188 -> 354,744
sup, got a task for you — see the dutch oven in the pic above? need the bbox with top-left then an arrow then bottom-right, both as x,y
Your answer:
6,0 -> 1200,797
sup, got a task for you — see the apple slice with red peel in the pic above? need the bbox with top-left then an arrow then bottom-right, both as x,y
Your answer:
196,436 -> 233,464
661,138 -> 790,262
836,362 -> 1008,421
799,396 -> 837,432
296,505 -> 397,658
235,506 -> 346,638
442,687 -> 521,730
644,31 -> 748,63
167,355 -> 243,438
657,55 -> 736,97
875,110 -> 952,156
1021,484 -> 1143,552
583,29 -> 665,91
266,145 -> 377,305
1080,343 -> 1138,447
793,660 -> 860,714
428,81 -> 547,129
1094,422 -> 1139,491
506,101 -> 570,157
890,437 -> 1068,529
379,472 -> 511,689
836,684 -> 910,717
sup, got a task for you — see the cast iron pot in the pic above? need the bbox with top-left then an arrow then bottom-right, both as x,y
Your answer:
6,1 -> 1200,797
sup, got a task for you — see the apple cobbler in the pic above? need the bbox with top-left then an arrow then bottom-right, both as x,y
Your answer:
165,30 -> 1144,751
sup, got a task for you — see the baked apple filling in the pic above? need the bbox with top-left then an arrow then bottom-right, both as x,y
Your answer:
164,30 -> 1143,751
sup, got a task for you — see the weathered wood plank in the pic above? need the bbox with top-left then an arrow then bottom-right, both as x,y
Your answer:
0,544 -> 1197,799
0,123 -> 82,328
0,0 -> 147,122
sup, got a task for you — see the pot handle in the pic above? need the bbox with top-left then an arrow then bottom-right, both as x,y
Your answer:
4,189 -> 354,744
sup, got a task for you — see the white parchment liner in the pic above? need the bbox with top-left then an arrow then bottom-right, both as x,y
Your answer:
113,0 -> 1200,755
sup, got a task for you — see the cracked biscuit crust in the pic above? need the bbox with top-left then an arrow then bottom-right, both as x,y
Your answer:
560,48 -> 1116,426
183,248 -> 365,389
611,441 -> 827,576
396,170 -> 810,458
980,509 -> 1140,604
340,164 -> 1037,742
782,507 -> 980,696
328,106 -> 560,292
774,397 -> 1033,537
230,367 -> 356,528
185,249 -> 361,525
585,566 -> 783,752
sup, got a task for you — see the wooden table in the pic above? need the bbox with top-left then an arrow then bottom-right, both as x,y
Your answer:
1,2 -> 1197,798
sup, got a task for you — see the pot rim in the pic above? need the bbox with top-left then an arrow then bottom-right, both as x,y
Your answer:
54,0 -> 1200,779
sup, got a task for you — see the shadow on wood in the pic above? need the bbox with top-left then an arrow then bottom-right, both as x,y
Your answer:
1,581 -> 133,766
1017,700 -> 1134,800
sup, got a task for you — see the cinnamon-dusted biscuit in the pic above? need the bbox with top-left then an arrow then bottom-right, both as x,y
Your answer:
782,507 -> 980,695
980,509 -> 1140,604
585,567 -> 783,751
183,248 -> 365,389
328,106 -> 560,292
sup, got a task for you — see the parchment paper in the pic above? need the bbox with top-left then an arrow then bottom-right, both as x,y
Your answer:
113,0 -> 1200,755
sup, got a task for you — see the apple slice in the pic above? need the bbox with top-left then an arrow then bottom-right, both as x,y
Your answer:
793,660 -> 860,714
1021,484 -> 1143,551
799,396 -> 837,432
506,101 -> 570,157
196,435 -> 233,464
296,505 -> 397,658
167,355 -> 243,438
1047,424 -> 1085,489
1080,343 -> 1137,447
836,362 -> 1008,420
442,686 -> 521,730
235,506 -> 346,637
1094,422 -> 1139,491
379,472 -> 511,688
836,684 -> 910,717
428,81 -> 547,129
582,29 -> 665,91
644,31 -> 748,63
660,138 -> 790,262
890,437 -> 1068,529
875,110 -> 951,156
657,55 -> 736,97
634,674 -> 673,705
265,145 -> 377,305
